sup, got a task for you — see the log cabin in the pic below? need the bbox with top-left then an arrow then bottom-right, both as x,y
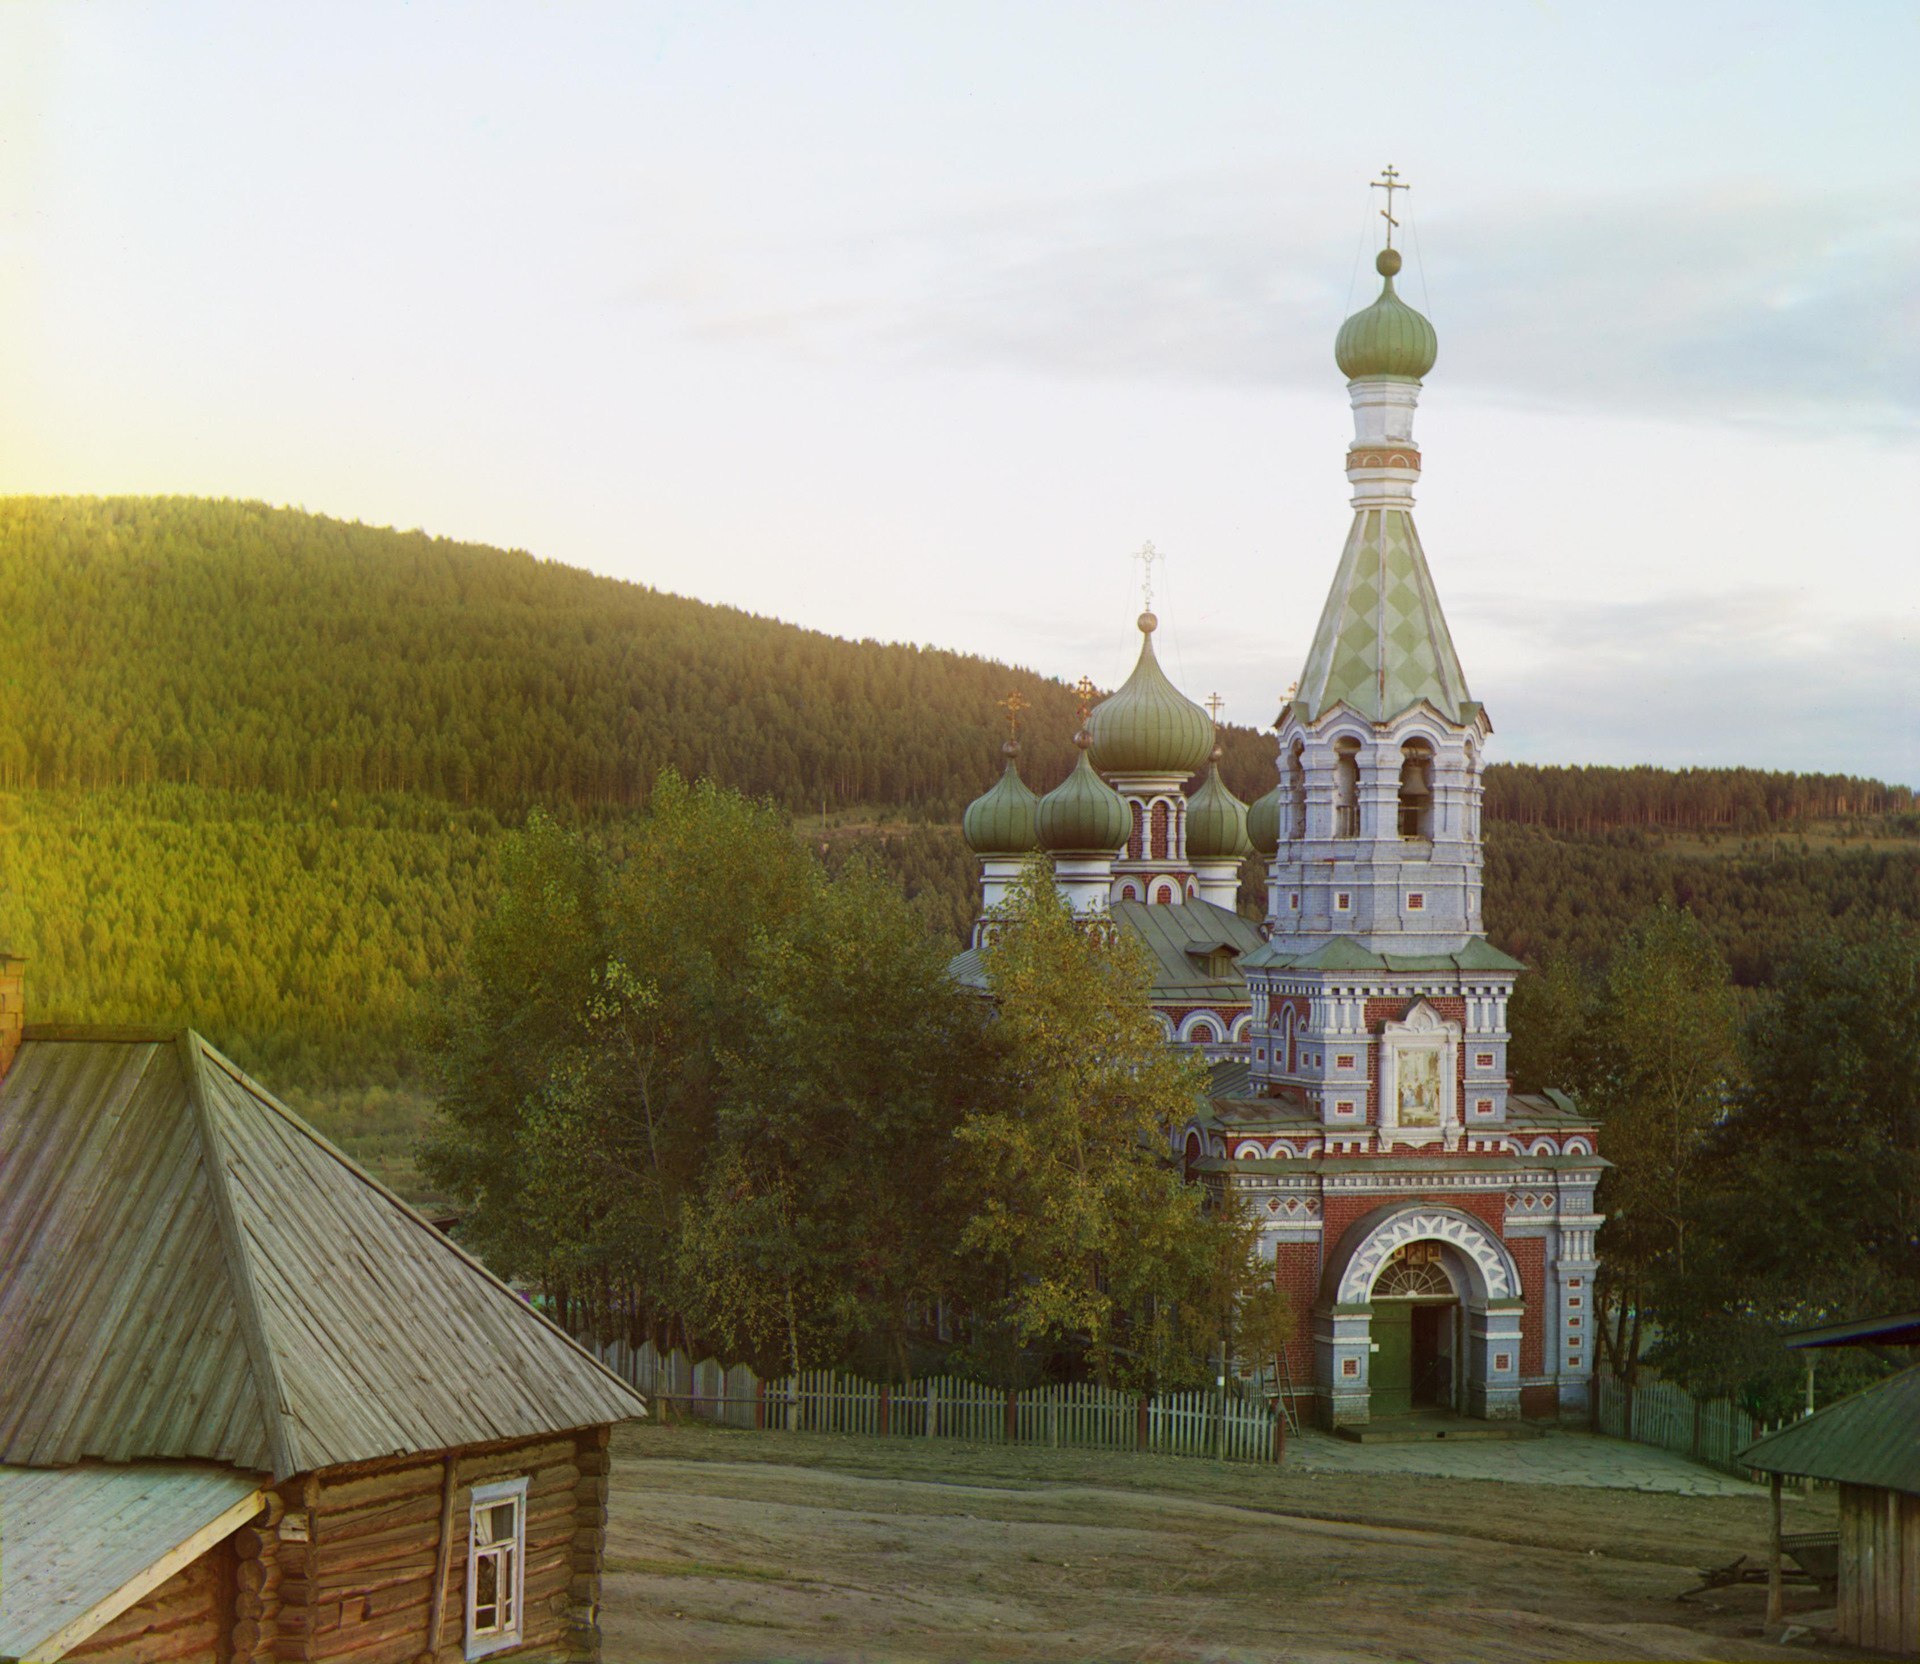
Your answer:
0,1003 -> 646,1664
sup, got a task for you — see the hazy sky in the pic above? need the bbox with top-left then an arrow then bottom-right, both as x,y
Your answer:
3,2 -> 1916,784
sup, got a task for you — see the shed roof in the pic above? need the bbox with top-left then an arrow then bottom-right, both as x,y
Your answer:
1785,1311 -> 1920,1351
1740,1365 -> 1920,1494
0,1030 -> 645,1482
0,1462 -> 264,1663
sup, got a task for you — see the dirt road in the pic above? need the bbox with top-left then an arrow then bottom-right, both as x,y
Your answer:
602,1424 -> 1848,1663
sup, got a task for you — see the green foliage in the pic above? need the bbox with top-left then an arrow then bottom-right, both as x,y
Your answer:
1650,930 -> 1920,1411
422,777 -> 991,1374
958,862 -> 1265,1390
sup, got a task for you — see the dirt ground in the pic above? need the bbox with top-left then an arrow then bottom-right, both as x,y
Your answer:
601,1423 -> 1860,1664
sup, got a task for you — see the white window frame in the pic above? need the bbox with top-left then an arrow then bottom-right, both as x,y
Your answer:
465,1475 -> 529,1660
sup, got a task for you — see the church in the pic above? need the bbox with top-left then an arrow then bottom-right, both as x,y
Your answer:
952,197 -> 1604,1430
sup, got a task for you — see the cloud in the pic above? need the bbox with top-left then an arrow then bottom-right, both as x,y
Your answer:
1455,588 -> 1919,785
626,171 -> 1920,435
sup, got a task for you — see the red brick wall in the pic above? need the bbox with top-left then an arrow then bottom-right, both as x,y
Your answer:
1272,1241 -> 1320,1352
1520,1384 -> 1559,1419
1511,1235 -> 1545,1375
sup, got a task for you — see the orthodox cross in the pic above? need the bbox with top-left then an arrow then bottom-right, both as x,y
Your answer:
1372,164 -> 1409,249
1135,541 -> 1162,612
1074,674 -> 1098,724
1205,692 -> 1225,723
998,689 -> 1029,740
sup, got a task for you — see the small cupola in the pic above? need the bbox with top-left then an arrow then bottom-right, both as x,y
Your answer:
1036,732 -> 1130,855
1085,612 -> 1214,778
1334,248 -> 1437,382
1185,749 -> 1253,861
962,741 -> 1040,855
1246,785 -> 1282,858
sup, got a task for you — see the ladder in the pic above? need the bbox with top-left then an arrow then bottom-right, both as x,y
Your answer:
1273,1343 -> 1302,1436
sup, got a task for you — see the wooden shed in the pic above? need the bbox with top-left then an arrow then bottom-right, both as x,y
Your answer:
0,1026 -> 647,1663
1742,1361 -> 1920,1656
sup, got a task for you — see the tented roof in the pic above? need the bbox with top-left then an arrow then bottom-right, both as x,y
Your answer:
0,1029 -> 645,1482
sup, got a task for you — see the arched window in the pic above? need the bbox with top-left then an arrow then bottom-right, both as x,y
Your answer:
1398,740 -> 1434,839
1183,1132 -> 1203,1183
1154,883 -> 1174,905
1373,1243 -> 1454,1299
1188,1018 -> 1220,1045
1150,800 -> 1170,860
1333,738 -> 1361,838
1128,800 -> 1145,861
1287,741 -> 1307,840
1281,1006 -> 1296,1073
1120,883 -> 1138,901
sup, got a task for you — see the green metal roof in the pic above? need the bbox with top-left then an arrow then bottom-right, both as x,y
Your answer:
0,1030 -> 646,1482
1335,250 -> 1437,381
1036,745 -> 1131,855
1741,1366 -> 1920,1494
1086,614 -> 1214,776
962,755 -> 1040,854
1185,762 -> 1253,860
1241,936 -> 1525,976
1109,899 -> 1265,999
1295,507 -> 1476,725
0,1463 -> 266,1662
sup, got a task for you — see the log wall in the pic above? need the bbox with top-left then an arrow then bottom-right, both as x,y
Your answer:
1839,1483 -> 1920,1657
70,1425 -> 612,1664
63,1542 -> 232,1662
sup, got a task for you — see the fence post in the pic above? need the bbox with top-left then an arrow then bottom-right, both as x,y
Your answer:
880,1383 -> 891,1439
756,1376 -> 766,1431
926,1378 -> 937,1440
1005,1388 -> 1017,1444
1138,1396 -> 1149,1453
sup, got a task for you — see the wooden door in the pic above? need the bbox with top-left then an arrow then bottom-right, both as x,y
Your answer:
1371,1302 -> 1414,1418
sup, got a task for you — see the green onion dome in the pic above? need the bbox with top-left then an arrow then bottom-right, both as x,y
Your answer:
1246,783 -> 1282,857
1334,248 -> 1436,381
962,743 -> 1040,855
1035,732 -> 1130,855
1085,613 -> 1215,776
1186,750 -> 1252,861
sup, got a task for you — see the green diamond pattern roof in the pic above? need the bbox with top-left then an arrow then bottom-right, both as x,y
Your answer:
1296,508 -> 1473,724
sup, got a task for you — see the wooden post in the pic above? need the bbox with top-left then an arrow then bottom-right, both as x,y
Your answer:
1137,1396 -> 1149,1453
1767,1472 -> 1784,1626
424,1453 -> 458,1659
1005,1387 -> 1017,1443
880,1383 -> 891,1439
926,1378 -> 937,1440
756,1376 -> 766,1431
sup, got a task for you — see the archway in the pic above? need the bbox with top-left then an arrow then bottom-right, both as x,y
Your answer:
1317,1205 -> 1525,1425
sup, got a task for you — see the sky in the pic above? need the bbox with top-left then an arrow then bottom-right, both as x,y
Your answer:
2,2 -> 1916,785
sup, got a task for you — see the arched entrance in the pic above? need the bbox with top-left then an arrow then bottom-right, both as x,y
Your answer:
1366,1242 -> 1460,1417
1316,1204 -> 1525,1426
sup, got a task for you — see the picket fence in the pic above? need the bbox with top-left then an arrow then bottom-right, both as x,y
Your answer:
586,1336 -> 1283,1464
1594,1369 -> 1803,1481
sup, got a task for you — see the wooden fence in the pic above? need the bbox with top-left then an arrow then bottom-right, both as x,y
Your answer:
586,1336 -> 1283,1464
1595,1369 -> 1803,1481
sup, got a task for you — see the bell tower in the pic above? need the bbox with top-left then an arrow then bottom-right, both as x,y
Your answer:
1244,186 -> 1517,1134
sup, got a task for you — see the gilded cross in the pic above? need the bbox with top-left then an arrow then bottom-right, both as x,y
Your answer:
998,689 -> 1029,739
1371,164 -> 1409,249
1074,674 -> 1098,723
1205,692 -> 1225,723
1135,541 -> 1162,612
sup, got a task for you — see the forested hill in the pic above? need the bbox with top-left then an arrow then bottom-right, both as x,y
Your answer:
3,497 -> 1911,827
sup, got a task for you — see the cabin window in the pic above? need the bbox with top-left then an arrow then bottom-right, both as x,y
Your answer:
466,1476 -> 528,1659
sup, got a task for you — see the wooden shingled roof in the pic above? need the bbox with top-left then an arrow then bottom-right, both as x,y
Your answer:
0,1029 -> 645,1482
